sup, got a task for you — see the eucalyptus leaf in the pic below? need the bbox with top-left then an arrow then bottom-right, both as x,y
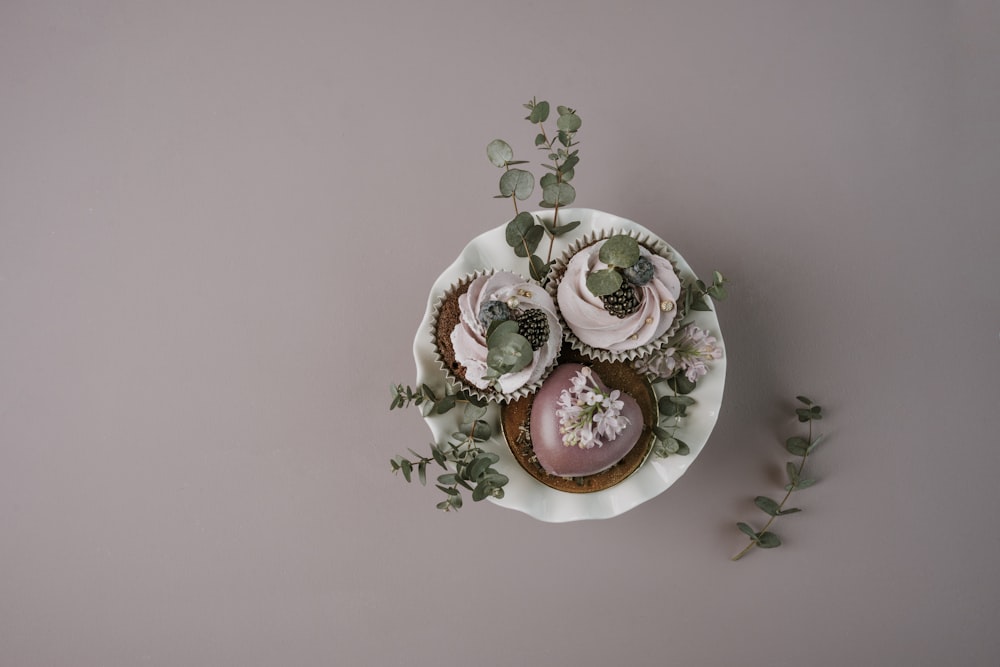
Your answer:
786,461 -> 799,484
528,255 -> 550,281
470,421 -> 491,442
557,112 -> 582,132
528,100 -> 550,123
462,402 -> 488,424
541,182 -> 576,207
434,395 -> 456,414
486,330 -> 533,376
675,439 -> 690,456
554,220 -> 581,236
754,496 -> 780,516
585,268 -> 622,297
505,212 -> 537,248
512,225 -> 544,258
599,235 -> 641,268
737,522 -> 758,539
535,133 -> 546,146
667,374 -> 697,395
487,139 -> 513,167
785,436 -> 809,456
652,425 -> 672,441
471,483 -> 488,502
757,532 -> 781,548
499,168 -> 534,200
778,507 -> 802,516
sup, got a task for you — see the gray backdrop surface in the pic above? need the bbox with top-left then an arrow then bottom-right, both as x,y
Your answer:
2,1 -> 998,665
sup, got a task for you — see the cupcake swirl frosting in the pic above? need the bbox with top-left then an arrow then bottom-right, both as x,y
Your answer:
450,271 -> 562,393
557,243 -> 681,352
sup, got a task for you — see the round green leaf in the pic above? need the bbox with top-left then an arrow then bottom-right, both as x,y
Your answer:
528,101 -> 550,124
487,139 -> 513,167
785,436 -> 809,456
556,112 -> 582,132
757,532 -> 782,548
585,268 -> 622,297
499,168 -> 534,200
486,329 -> 533,375
541,182 -> 576,207
599,235 -> 641,268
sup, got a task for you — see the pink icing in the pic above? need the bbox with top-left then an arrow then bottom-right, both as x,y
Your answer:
530,364 -> 643,476
450,271 -> 562,393
557,243 -> 681,352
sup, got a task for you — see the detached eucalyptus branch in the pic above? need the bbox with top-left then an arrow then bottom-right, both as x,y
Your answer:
732,397 -> 827,560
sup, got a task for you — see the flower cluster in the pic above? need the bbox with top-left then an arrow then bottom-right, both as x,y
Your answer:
634,324 -> 723,383
555,367 -> 630,449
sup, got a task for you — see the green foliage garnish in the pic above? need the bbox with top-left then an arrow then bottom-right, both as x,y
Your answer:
484,321 -> 533,381
489,98 -> 583,283
389,386 -> 508,510
585,268 -> 623,297
731,397 -> 827,560
685,270 -> 729,312
598,235 -> 641,268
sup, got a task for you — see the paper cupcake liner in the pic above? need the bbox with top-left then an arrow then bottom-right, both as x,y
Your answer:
429,270 -> 561,405
546,228 -> 685,363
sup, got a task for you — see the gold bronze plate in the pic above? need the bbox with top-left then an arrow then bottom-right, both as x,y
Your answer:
500,348 -> 658,493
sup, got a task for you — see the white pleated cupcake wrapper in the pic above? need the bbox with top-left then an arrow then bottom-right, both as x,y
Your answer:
546,228 -> 686,364
430,269 -> 560,405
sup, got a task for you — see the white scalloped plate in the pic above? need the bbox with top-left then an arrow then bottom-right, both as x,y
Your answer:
413,208 -> 726,522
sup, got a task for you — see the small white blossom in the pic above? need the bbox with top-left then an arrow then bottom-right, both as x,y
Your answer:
555,368 -> 630,449
635,324 -> 723,384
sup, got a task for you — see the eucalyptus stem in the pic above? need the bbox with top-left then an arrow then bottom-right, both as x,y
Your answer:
731,396 -> 826,560
731,420 -> 812,561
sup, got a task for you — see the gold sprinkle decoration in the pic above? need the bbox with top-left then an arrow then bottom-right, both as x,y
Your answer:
518,289 -> 533,299
629,334 -> 639,340
645,317 -> 653,325
506,297 -> 520,309
660,300 -> 674,312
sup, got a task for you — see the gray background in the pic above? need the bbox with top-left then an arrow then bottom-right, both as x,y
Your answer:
2,1 -> 998,665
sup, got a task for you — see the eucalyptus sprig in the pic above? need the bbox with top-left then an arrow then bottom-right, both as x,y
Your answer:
684,270 -> 729,313
483,319 -> 533,385
389,385 -> 509,510
650,373 -> 696,458
487,98 -> 583,282
732,397 -> 827,560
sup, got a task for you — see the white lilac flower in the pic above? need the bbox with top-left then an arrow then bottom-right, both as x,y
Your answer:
555,368 -> 630,449
635,324 -> 723,384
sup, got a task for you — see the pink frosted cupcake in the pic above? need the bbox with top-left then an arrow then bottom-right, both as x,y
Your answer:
550,230 -> 683,362
432,270 -> 562,402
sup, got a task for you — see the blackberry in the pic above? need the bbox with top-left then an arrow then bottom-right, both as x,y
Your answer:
515,309 -> 549,350
622,256 -> 654,286
600,283 -> 641,318
478,299 -> 510,332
